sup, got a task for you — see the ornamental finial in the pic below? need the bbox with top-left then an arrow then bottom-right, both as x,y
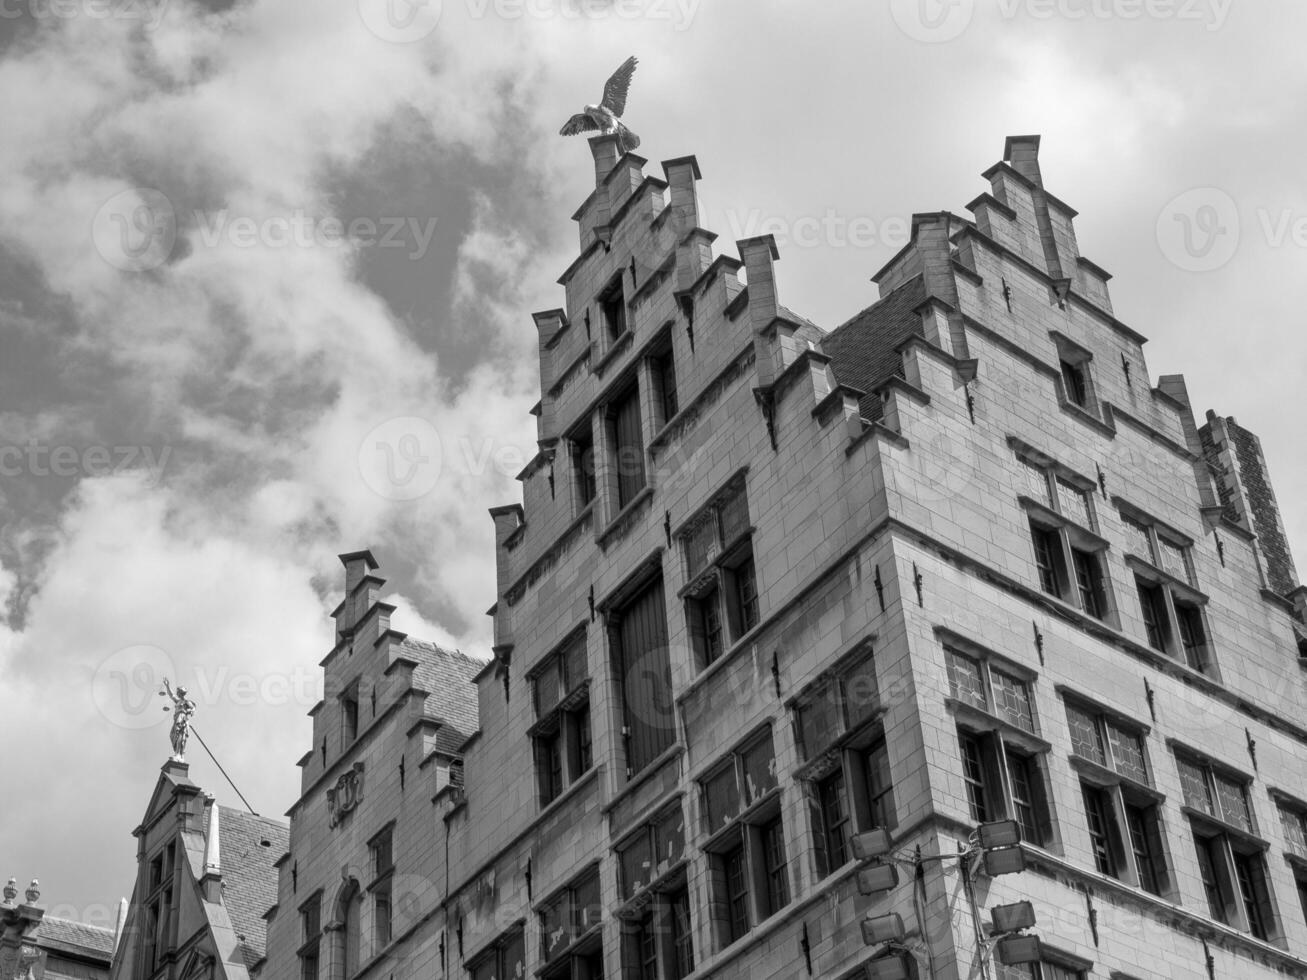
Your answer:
24,879 -> 39,905
3,878 -> 15,903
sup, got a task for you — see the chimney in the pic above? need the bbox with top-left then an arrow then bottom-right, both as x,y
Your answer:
589,135 -> 622,228
662,156 -> 711,288
337,550 -> 381,637
738,235 -> 781,387
1004,135 -> 1043,187
199,800 -> 222,903
912,213 -> 961,310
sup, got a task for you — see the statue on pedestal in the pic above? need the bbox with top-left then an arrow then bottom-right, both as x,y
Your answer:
159,679 -> 196,762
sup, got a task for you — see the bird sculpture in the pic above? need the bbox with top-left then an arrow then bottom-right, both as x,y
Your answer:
559,56 -> 641,153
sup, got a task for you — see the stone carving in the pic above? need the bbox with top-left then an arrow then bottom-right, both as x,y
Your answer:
326,763 -> 365,828
0,879 -> 43,980
559,56 -> 642,153
159,678 -> 196,762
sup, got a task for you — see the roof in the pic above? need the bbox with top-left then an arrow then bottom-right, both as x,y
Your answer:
819,275 -> 927,421
39,915 -> 116,959
215,807 -> 289,971
778,305 -> 826,346
402,637 -> 485,751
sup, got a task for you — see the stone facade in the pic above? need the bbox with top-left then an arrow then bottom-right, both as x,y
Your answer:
0,879 -> 114,980
264,134 -> 1307,980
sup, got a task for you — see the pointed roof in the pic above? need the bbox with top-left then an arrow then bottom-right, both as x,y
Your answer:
820,275 -> 927,421
212,808 -> 287,972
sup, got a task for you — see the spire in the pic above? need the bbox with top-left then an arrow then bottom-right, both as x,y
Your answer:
204,801 -> 221,876
113,898 -> 128,952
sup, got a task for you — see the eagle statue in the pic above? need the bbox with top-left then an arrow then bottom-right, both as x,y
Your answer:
559,56 -> 641,153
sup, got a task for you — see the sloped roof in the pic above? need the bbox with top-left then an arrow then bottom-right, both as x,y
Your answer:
819,275 -> 926,421
402,637 -> 484,750
39,915 -> 116,958
215,808 -> 288,971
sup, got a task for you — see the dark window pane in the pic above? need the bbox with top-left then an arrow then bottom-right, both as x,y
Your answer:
1082,783 -> 1118,877
573,433 -> 596,508
1234,852 -> 1271,940
1061,359 -> 1088,407
1195,834 -> 1227,923
862,741 -> 896,830
1006,749 -> 1042,846
601,283 -> 626,340
656,349 -> 678,424
740,732 -> 778,803
669,889 -> 694,980
573,873 -> 603,937
796,683 -> 840,759
817,771 -> 851,872
613,387 -> 646,508
703,765 -> 741,832
842,656 -> 879,730
1126,804 -> 1164,895
1032,524 -> 1066,596
689,589 -> 724,666
720,844 -> 749,944
1137,579 -> 1170,651
1072,548 -> 1106,619
614,578 -> 673,776
619,830 -> 654,900
653,806 -> 687,876
1175,602 -> 1207,672
760,818 -> 789,915
959,732 -> 989,823
728,555 -> 759,636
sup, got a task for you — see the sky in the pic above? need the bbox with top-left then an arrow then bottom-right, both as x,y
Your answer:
1,0 -> 1305,927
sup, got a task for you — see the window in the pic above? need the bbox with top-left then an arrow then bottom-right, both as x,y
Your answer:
1121,507 -> 1212,673
1017,452 -> 1111,621
701,729 -> 790,948
617,805 -> 687,900
530,632 -> 592,806
610,578 -> 673,778
792,651 -> 895,878
621,887 -> 693,980
1052,335 -> 1097,416
1176,751 -> 1277,939
946,647 -> 1053,846
945,649 -> 1036,734
470,929 -> 526,980
540,869 -> 603,976
1121,512 -> 1195,586
142,842 -> 175,973
609,385 -> 646,509
1064,698 -> 1168,893
997,960 -> 1088,980
616,817 -> 692,980
341,690 -> 359,745
1276,799 -> 1307,860
680,477 -> 758,668
572,427 -> 597,511
600,278 -> 627,341
1060,359 -> 1089,408
298,893 -> 322,980
369,826 -> 394,949
652,347 -> 678,428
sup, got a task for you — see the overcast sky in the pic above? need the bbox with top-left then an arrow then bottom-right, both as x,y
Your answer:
2,0 -> 1304,925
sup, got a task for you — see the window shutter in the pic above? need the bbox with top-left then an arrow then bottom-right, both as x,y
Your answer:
616,578 -> 673,775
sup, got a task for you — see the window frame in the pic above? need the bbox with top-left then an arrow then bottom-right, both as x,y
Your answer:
297,891 -> 323,980
468,926 -> 527,980
699,727 -> 790,950
678,474 -> 758,670
1016,451 -> 1115,624
538,868 -> 604,975
367,824 -> 395,950
942,640 -> 1056,849
528,629 -> 593,807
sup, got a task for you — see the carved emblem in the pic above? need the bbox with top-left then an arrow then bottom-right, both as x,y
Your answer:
326,763 -> 365,828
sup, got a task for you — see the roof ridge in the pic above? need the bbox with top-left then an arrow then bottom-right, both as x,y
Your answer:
825,272 -> 925,341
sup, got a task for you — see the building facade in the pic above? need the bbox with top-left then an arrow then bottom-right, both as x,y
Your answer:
264,134 -> 1307,980
109,761 -> 288,980
1,878 -> 115,980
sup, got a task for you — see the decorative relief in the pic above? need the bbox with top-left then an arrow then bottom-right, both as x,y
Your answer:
327,763 -> 365,828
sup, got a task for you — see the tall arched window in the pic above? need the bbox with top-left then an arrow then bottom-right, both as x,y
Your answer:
332,878 -> 362,980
